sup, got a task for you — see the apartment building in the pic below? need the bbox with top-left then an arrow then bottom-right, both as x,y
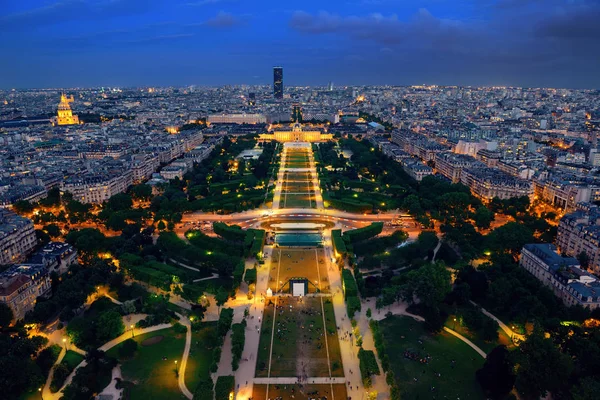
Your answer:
434,152 -> 478,183
61,170 -> 133,204
208,113 -> 267,124
461,167 -> 533,201
556,203 -> 600,274
402,159 -> 434,182
520,243 -> 600,310
0,263 -> 52,321
0,209 -> 36,265
534,179 -> 600,213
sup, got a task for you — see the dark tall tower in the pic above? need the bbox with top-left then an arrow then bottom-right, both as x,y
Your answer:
273,66 -> 283,99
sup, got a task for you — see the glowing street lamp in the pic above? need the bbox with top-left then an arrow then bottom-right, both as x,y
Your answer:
131,324 -> 135,337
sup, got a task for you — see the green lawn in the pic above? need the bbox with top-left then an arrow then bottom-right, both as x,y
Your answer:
62,350 -> 85,370
106,327 -> 186,400
379,316 -> 485,400
185,322 -> 218,392
280,193 -> 315,208
445,316 -> 515,355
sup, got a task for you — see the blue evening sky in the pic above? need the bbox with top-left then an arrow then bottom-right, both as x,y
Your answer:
1,0 -> 599,88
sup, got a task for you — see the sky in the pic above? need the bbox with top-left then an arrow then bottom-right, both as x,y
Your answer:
1,0 -> 599,89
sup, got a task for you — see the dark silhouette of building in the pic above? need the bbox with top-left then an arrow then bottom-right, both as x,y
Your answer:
273,66 -> 283,99
248,92 -> 256,106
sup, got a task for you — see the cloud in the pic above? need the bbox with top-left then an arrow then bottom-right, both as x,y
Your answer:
204,11 -> 247,28
0,0 -> 162,31
186,0 -> 233,6
289,9 -> 470,46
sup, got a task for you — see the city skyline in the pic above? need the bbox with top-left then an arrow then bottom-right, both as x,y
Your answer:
1,0 -> 600,89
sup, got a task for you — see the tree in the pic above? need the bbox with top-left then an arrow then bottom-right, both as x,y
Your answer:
95,310 -> 125,343
572,377 -> 600,400
43,223 -> 61,238
105,193 -> 133,211
476,345 -> 515,399
486,222 -> 533,258
474,206 -> 494,229
157,220 -> 166,231
215,288 -> 229,310
577,251 -> 590,270
481,318 -> 499,342
12,200 -> 34,214
0,302 -> 13,327
514,328 -> 572,399
118,338 -> 138,358
130,184 -> 153,201
401,262 -> 450,308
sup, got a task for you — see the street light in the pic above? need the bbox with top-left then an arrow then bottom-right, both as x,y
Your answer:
38,387 -> 43,400
62,338 -> 67,350
130,324 -> 135,337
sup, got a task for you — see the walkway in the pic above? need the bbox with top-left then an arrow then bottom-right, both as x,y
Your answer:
175,312 -> 194,399
322,229 -> 366,398
443,327 -> 487,359
254,377 -> 347,384
47,323 -> 173,400
470,300 -> 526,343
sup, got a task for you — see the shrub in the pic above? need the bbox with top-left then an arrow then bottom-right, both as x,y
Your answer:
215,376 -> 235,400
193,379 -> 215,400
231,320 -> 247,371
358,348 -> 380,388
347,296 -> 361,319
244,267 -> 257,285
50,363 -> 71,393
118,338 -> 138,359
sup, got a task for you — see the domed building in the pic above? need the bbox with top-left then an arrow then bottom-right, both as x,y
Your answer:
53,94 -> 80,126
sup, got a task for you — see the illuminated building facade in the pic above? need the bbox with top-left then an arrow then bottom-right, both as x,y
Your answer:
55,94 -> 80,126
259,123 -> 332,143
273,66 -> 283,99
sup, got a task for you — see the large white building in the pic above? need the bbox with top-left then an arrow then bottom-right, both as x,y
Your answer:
0,209 -> 36,265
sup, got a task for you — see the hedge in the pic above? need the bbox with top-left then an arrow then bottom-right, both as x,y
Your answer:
353,230 -> 408,257
188,230 -> 244,256
248,229 -> 266,257
332,229 -> 347,256
244,267 -> 257,285
193,379 -> 214,400
358,348 -> 380,388
342,268 -> 359,299
343,222 -> 384,244
369,320 -> 390,372
213,222 -> 247,242
217,308 -> 234,338
347,295 -> 361,319
231,320 -> 247,371
232,260 -> 245,289
215,376 -> 235,400
326,198 -> 372,214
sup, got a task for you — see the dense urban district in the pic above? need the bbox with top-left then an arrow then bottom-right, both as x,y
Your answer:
2,81 -> 600,400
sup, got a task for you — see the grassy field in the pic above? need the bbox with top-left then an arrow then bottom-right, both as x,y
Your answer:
445,316 -> 515,355
106,327 -> 186,400
62,350 -> 85,370
255,297 -> 341,378
253,383 -> 347,400
280,193 -> 315,208
323,299 -> 344,377
380,316 -> 485,400
185,322 -> 218,392
269,248 -> 329,294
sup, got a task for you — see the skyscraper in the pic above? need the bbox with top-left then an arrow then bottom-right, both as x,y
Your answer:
273,66 -> 283,99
